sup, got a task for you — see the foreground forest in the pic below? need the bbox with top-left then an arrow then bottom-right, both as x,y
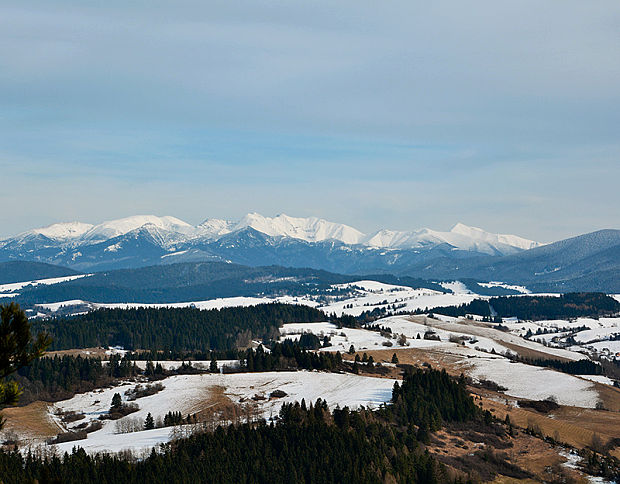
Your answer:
0,368 -> 500,483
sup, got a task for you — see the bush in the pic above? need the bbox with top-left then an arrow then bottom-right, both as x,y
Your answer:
125,383 -> 165,401
517,399 -> 559,413
104,403 -> 140,420
60,411 -> 85,423
49,431 -> 87,444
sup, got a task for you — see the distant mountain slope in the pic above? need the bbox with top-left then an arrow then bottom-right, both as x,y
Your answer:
364,222 -> 540,253
10,261 -> 445,305
399,229 -> 620,292
3,215 -> 618,292
0,213 -> 540,272
0,261 -> 80,284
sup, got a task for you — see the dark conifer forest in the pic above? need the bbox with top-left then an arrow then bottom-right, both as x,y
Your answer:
418,293 -> 620,321
11,355 -> 139,405
32,304 -> 325,352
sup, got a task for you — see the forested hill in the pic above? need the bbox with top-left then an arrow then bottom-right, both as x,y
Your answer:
422,293 -> 620,321
9,261 -> 445,304
0,261 -> 79,284
33,304 -> 325,351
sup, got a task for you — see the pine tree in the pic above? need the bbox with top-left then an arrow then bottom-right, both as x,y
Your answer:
210,355 -> 218,373
391,353 -> 399,364
0,303 -> 51,429
111,393 -> 122,409
145,412 -> 155,430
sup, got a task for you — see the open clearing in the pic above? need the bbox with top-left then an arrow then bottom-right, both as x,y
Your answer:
28,371 -> 397,454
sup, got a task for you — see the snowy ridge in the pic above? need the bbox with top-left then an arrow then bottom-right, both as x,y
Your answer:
234,213 -> 365,244
450,223 -> 540,251
12,222 -> 94,242
364,223 -> 541,254
197,218 -> 236,239
80,215 -> 194,243
33,222 -> 94,240
2,213 -> 540,254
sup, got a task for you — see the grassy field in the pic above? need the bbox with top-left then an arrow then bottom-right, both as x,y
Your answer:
1,401 -> 62,444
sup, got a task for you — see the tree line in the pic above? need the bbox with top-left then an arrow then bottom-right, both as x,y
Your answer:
243,340 -> 345,372
32,304 -> 326,352
415,293 -> 620,321
11,354 -> 140,405
514,357 -> 603,376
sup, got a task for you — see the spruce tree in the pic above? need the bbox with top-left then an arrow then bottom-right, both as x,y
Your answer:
0,303 -> 51,429
145,412 -> 155,430
111,393 -> 122,409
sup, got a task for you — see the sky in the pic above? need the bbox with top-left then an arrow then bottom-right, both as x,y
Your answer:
1,1 -> 619,243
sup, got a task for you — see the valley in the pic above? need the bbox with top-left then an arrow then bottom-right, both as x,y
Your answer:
2,277 -> 620,482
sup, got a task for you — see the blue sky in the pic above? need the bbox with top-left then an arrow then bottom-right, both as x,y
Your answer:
1,0 -> 619,242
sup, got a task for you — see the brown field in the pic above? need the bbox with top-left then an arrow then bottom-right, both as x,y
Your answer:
349,347 -> 473,376
46,347 -> 110,358
472,387 -> 620,459
184,385 -> 265,427
429,418 -> 591,483
593,380 -> 620,412
499,341 -> 574,363
491,433 -> 589,483
1,401 -> 62,443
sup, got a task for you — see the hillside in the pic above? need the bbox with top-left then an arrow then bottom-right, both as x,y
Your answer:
399,230 -> 620,292
0,261 -> 80,284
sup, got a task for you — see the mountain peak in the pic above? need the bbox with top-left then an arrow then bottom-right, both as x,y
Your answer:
450,222 -> 541,251
27,221 -> 94,240
235,212 -> 365,244
80,215 -> 194,243
198,218 -> 236,238
451,222 -> 479,234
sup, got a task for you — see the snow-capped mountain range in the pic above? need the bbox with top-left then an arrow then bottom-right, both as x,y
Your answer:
0,213 -> 542,272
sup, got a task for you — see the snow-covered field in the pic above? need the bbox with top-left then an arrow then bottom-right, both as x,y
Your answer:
36,295 -> 320,313
130,360 -> 240,372
279,316 -> 609,409
30,279 -> 477,319
505,317 -> 620,360
468,358 -> 600,408
421,316 -> 587,361
478,281 -> 530,294
281,315 -> 591,363
47,371 -> 396,454
573,326 -> 620,344
0,274 -> 91,298
281,321 -> 413,352
318,280 -> 477,318
579,340 -> 620,354
578,374 -> 616,386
